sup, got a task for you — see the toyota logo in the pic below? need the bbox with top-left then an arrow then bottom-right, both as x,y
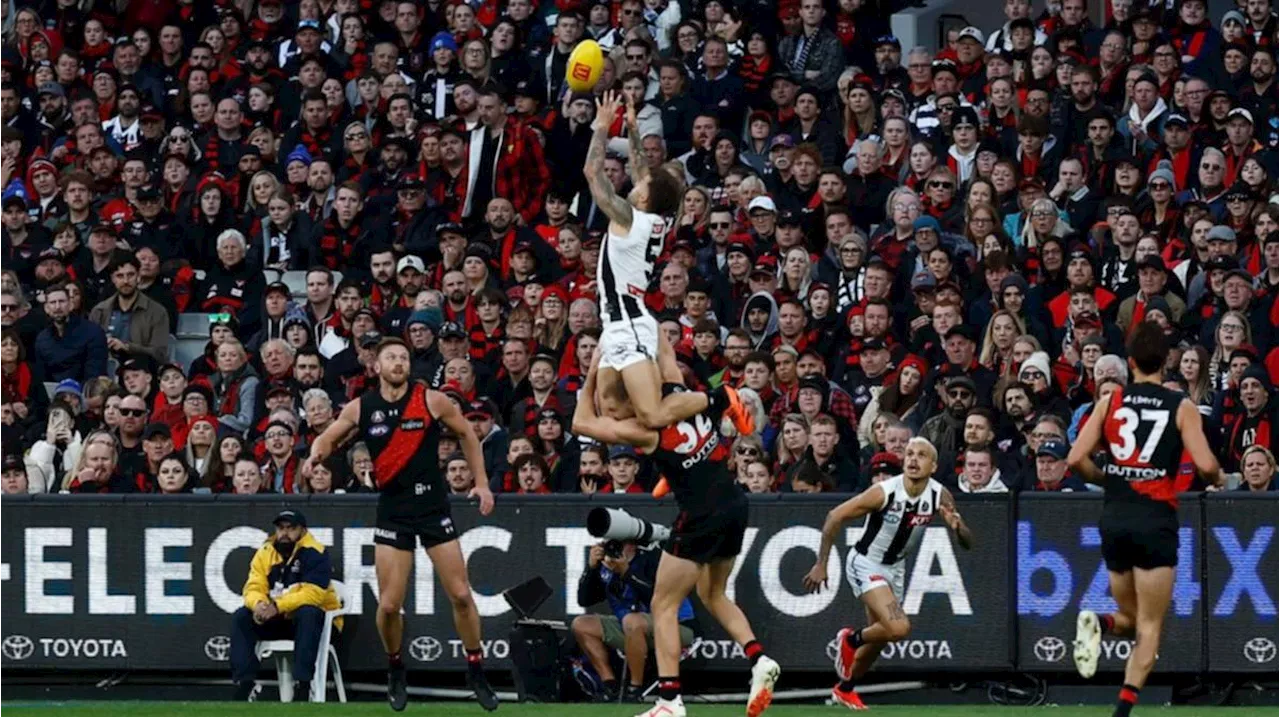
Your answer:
2,635 -> 34,661
825,638 -> 840,663
1243,637 -> 1277,664
408,636 -> 443,663
1033,636 -> 1067,663
204,636 -> 232,662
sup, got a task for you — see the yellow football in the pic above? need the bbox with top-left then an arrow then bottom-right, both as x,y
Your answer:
565,39 -> 604,93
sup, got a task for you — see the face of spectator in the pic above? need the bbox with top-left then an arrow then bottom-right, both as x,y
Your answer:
608,456 -> 638,488
1242,449 -> 1274,489
883,427 -> 910,458
82,441 -> 117,481
963,451 -> 994,487
529,361 -> 554,392
445,358 -> 475,392
116,396 -> 147,436
2,467 -> 28,494
945,384 -> 975,417
144,432 -> 174,464
231,460 -> 262,494
1035,453 -> 1066,485
1240,377 -> 1266,413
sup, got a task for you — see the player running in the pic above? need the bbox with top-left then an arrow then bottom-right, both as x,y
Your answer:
803,437 -> 972,710
571,337 -> 775,717
303,337 -> 499,712
583,91 -> 742,431
1067,323 -> 1221,717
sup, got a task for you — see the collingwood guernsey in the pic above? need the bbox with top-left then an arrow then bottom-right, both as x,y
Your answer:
854,474 -> 943,565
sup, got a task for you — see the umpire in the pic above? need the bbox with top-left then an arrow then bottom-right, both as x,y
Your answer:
231,509 -> 343,701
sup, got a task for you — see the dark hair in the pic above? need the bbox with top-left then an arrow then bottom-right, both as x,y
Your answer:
511,452 -> 550,479
744,350 -> 775,371
644,166 -> 684,217
109,255 -> 141,274
1127,322 -> 1168,375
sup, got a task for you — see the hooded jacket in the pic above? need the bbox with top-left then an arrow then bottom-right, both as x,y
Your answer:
741,291 -> 779,350
242,530 -> 343,630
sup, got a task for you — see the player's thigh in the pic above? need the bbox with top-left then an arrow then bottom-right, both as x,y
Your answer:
700,556 -> 736,600
859,579 -> 906,629
655,328 -> 683,383
425,538 -> 473,602
375,544 -> 415,610
1132,566 -> 1175,629
620,357 -> 663,412
654,550 -> 703,608
1108,570 -> 1138,619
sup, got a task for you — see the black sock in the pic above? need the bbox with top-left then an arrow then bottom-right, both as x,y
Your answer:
846,628 -> 864,650
1113,683 -> 1140,717
658,677 -> 681,702
1101,613 -> 1116,634
838,678 -> 857,692
706,386 -> 728,420
388,651 -> 403,669
466,648 -> 484,674
602,678 -> 618,695
744,640 -> 765,666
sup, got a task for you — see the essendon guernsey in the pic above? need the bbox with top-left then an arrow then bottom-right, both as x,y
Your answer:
647,386 -> 741,513
1101,383 -> 1185,511
360,382 -> 447,513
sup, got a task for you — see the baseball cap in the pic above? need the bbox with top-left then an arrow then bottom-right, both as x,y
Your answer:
398,174 -> 426,191
946,375 -> 977,394
944,325 -> 977,343
437,222 -> 466,238
1,454 -> 25,474
1227,107 -> 1254,125
37,82 -> 64,98
768,135 -> 795,150
874,34 -> 900,49
438,321 -> 466,339
465,399 -> 497,420
1164,113 -> 1190,128
296,19 -> 322,32
777,209 -> 802,227
1136,255 -> 1167,274
142,422 -> 172,440
358,331 -> 383,349
750,256 -> 778,277
608,445 -> 638,462
273,509 -> 307,527
911,272 -> 938,292
1207,226 -> 1237,243
956,26 -> 985,44
397,255 -> 426,273
1074,310 -> 1102,329
748,196 -> 777,214
859,338 -> 888,353
265,280 -> 291,297
1036,439 -> 1068,460
727,241 -> 754,260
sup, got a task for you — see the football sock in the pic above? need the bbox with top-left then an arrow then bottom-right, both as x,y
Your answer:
1113,684 -> 1140,717
744,640 -> 765,666
1101,613 -> 1116,634
846,628 -> 865,650
466,648 -> 484,674
602,678 -> 618,695
658,677 -> 681,701
838,678 -> 857,692
388,651 -> 403,668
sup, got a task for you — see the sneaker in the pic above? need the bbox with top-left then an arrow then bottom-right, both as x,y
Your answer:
720,385 -> 755,436
831,683 -> 867,710
747,655 -> 780,717
231,681 -> 258,702
620,685 -> 645,703
636,696 -> 686,717
387,664 -> 408,712
834,627 -> 857,681
1073,610 -> 1101,679
467,669 -> 499,712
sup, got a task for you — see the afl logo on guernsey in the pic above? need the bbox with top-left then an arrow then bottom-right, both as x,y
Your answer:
369,424 -> 390,437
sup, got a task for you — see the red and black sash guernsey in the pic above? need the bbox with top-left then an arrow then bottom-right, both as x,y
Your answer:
365,383 -> 435,490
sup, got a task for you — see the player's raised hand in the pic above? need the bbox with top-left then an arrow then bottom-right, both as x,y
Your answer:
938,501 -> 962,531
593,90 -> 621,131
470,483 -> 495,516
802,561 -> 828,593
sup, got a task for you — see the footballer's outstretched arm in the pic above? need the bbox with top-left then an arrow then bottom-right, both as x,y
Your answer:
584,91 -> 633,231
803,484 -> 887,592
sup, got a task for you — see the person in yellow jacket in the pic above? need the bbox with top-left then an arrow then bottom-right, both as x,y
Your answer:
231,509 -> 342,701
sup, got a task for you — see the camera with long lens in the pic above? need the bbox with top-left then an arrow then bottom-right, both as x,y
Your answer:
587,507 -> 670,548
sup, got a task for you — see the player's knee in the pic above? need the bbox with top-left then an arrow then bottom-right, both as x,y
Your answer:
377,591 -> 404,616
621,612 -> 649,635
885,617 -> 911,642
447,585 -> 475,613
571,615 -> 593,639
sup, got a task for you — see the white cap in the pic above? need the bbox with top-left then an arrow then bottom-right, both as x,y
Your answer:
1227,107 -> 1254,125
397,255 -> 425,273
957,26 -> 985,44
747,196 -> 777,214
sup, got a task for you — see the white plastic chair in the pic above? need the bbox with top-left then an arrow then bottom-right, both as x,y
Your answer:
254,579 -> 349,703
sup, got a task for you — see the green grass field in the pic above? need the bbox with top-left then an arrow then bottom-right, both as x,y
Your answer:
2,703 -> 1275,716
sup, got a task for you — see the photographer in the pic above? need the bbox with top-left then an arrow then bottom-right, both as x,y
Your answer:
571,540 -> 696,702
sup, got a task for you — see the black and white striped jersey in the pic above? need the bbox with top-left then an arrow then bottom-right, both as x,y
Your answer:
854,474 -> 944,565
598,208 -> 666,324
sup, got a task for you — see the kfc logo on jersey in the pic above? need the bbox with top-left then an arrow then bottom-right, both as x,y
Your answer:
907,514 -> 934,527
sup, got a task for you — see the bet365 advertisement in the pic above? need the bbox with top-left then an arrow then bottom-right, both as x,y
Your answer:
0,493 -> 1273,674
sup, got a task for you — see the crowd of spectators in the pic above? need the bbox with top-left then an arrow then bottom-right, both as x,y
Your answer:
1,0 -> 1277,498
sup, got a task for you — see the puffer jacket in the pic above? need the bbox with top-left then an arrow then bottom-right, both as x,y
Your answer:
241,530 -> 343,630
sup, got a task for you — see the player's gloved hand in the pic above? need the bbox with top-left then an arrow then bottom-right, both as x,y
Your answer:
469,483 -> 495,516
802,562 -> 827,593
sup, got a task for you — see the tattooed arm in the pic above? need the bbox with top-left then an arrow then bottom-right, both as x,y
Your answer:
583,90 -> 634,231
624,98 -> 650,184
